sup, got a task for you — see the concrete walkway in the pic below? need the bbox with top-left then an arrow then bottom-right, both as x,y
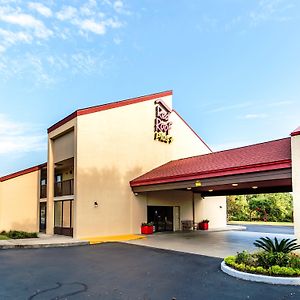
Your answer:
126,228 -> 295,258
0,233 -> 88,249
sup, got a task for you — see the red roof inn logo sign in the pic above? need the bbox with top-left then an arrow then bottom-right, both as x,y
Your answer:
154,99 -> 173,144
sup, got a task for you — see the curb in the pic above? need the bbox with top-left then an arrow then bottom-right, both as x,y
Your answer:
221,261 -> 300,285
0,241 -> 89,250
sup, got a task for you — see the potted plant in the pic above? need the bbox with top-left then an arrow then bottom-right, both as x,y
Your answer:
199,219 -> 209,230
141,222 -> 154,234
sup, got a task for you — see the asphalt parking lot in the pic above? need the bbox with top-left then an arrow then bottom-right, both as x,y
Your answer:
1,242 -> 300,300
241,224 -> 294,235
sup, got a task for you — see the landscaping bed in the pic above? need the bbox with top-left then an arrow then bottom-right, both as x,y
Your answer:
0,230 -> 38,239
224,252 -> 300,277
222,237 -> 300,283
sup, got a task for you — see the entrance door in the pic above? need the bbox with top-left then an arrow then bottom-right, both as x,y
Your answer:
54,200 -> 74,236
39,202 -> 47,232
147,206 -> 173,232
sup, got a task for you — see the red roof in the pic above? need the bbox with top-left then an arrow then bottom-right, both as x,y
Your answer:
130,137 -> 291,187
0,163 -> 46,182
291,126 -> 300,137
48,90 -> 173,133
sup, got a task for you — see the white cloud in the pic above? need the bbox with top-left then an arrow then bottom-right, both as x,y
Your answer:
0,9 -> 53,38
0,114 -> 46,155
114,0 -> 123,12
80,19 -> 106,35
239,113 -> 268,120
249,0 -> 293,26
105,17 -> 122,28
28,2 -> 52,18
0,50 -> 109,85
267,100 -> 294,107
80,0 -> 98,16
70,51 -> 108,75
79,17 -> 122,35
56,6 -> 77,21
0,28 -> 33,51
0,1 -> 130,83
113,0 -> 130,15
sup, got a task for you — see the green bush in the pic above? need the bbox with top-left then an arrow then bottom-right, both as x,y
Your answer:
1,230 -> 38,239
224,252 -> 300,277
289,253 -> 300,269
236,251 -> 257,266
257,251 -> 289,268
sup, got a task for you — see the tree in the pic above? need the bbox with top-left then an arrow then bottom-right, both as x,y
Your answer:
227,193 -> 293,222
227,195 -> 249,221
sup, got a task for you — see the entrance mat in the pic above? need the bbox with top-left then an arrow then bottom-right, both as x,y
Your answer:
83,234 -> 146,245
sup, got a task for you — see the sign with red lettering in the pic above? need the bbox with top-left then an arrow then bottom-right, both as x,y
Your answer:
154,99 -> 173,144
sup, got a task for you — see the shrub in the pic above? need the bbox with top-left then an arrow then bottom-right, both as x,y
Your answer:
289,253 -> 300,269
5,230 -> 38,239
236,251 -> 257,266
256,251 -> 289,268
224,248 -> 300,277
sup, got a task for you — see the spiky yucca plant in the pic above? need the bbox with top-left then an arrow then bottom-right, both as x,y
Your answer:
254,237 -> 300,253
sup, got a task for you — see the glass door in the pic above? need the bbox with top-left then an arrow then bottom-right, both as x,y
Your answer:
147,206 -> 174,232
54,200 -> 74,236
39,202 -> 47,232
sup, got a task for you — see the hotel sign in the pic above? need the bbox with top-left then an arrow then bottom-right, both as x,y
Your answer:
154,99 -> 173,144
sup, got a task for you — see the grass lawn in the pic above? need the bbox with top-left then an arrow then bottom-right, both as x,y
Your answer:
228,220 -> 294,226
0,235 -> 10,240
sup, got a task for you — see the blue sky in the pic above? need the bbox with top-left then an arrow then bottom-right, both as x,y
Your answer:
0,0 -> 300,176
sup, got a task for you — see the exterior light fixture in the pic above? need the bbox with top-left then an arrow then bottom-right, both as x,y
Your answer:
187,187 -> 192,190
252,186 -> 258,189
232,183 -> 238,187
134,192 -> 139,196
208,189 -> 214,192
94,201 -> 98,208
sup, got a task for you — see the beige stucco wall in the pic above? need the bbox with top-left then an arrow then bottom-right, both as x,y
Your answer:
194,194 -> 227,228
292,134 -> 300,241
0,171 -> 39,232
171,111 -> 211,159
75,94 -> 216,238
53,130 -> 74,163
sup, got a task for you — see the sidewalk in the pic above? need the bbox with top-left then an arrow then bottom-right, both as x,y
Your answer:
0,233 -> 88,249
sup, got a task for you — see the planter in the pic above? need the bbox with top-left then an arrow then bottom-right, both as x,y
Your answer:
199,222 -> 209,230
221,261 -> 300,285
141,225 -> 153,235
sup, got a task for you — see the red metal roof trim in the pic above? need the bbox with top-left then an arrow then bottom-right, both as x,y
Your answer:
291,126 -> 300,137
0,163 -> 46,182
48,90 -> 173,133
172,110 -> 212,152
130,137 -> 291,187
130,160 -> 291,187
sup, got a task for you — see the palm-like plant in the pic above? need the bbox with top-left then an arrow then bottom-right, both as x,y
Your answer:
254,237 -> 300,253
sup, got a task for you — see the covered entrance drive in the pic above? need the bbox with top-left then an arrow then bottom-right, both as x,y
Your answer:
131,131 -> 300,237
131,138 -> 292,196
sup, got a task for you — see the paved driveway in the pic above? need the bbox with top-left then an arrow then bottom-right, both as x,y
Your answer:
1,243 -> 300,300
241,224 -> 294,235
127,229 -> 295,258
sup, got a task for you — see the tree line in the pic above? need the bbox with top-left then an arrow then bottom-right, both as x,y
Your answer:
227,193 -> 293,222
